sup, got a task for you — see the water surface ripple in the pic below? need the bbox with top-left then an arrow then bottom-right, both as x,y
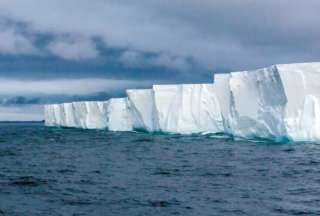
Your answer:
0,123 -> 320,216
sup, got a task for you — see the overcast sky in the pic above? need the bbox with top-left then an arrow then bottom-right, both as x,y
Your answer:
0,0 -> 319,120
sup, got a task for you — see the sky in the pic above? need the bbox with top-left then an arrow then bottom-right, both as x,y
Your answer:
0,0 -> 319,120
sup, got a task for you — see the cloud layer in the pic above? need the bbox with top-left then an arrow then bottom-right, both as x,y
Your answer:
0,78 -> 151,96
47,37 -> 99,60
0,25 -> 37,55
0,0 -> 319,72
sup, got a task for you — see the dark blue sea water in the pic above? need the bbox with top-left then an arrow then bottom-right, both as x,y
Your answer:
0,123 -> 320,216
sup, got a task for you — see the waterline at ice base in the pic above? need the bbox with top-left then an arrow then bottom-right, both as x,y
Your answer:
44,62 -> 320,143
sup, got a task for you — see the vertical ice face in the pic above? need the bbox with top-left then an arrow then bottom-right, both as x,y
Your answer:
277,63 -> 320,141
107,98 -> 133,131
152,84 -> 223,134
84,101 -> 108,129
64,103 -> 77,127
127,89 -> 159,132
72,102 -> 88,128
153,85 -> 181,133
178,84 -> 223,134
212,73 -> 232,133
52,104 -> 64,126
298,95 -> 320,141
228,66 -> 287,140
44,100 -> 130,131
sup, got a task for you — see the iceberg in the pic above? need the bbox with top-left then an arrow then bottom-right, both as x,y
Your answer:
45,99 -> 132,131
107,98 -> 133,131
228,66 -> 287,140
44,62 -> 320,142
152,84 -> 223,134
277,63 -> 320,141
126,89 -> 158,132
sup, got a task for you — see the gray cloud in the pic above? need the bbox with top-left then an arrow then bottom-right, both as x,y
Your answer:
0,78 -> 151,96
0,0 -> 319,72
0,24 -> 38,55
47,36 -> 99,60
0,96 -> 39,105
119,50 -> 191,71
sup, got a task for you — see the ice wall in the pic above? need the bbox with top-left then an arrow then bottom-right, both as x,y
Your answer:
211,73 -> 232,133
228,66 -> 287,140
277,63 -> 320,141
45,99 -> 132,131
44,62 -> 320,142
217,62 -> 320,141
126,85 -> 224,134
107,98 -> 133,131
126,89 -> 158,132
152,84 -> 223,134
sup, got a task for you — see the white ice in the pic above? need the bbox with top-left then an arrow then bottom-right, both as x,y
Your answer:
45,62 -> 320,142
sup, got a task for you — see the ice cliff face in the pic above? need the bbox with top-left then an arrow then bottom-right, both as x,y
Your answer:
277,63 -> 320,141
228,66 -> 287,140
44,100 -> 130,131
126,89 -> 158,132
45,62 -> 320,142
152,84 -> 223,134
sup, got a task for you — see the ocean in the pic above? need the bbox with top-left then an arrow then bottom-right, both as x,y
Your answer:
0,122 -> 319,216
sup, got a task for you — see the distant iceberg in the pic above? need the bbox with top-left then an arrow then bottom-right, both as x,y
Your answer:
44,62 -> 320,142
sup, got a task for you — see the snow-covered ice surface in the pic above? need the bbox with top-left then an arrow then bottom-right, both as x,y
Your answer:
45,62 -> 320,142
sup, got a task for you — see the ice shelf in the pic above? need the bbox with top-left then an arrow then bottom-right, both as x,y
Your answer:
44,62 -> 320,142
